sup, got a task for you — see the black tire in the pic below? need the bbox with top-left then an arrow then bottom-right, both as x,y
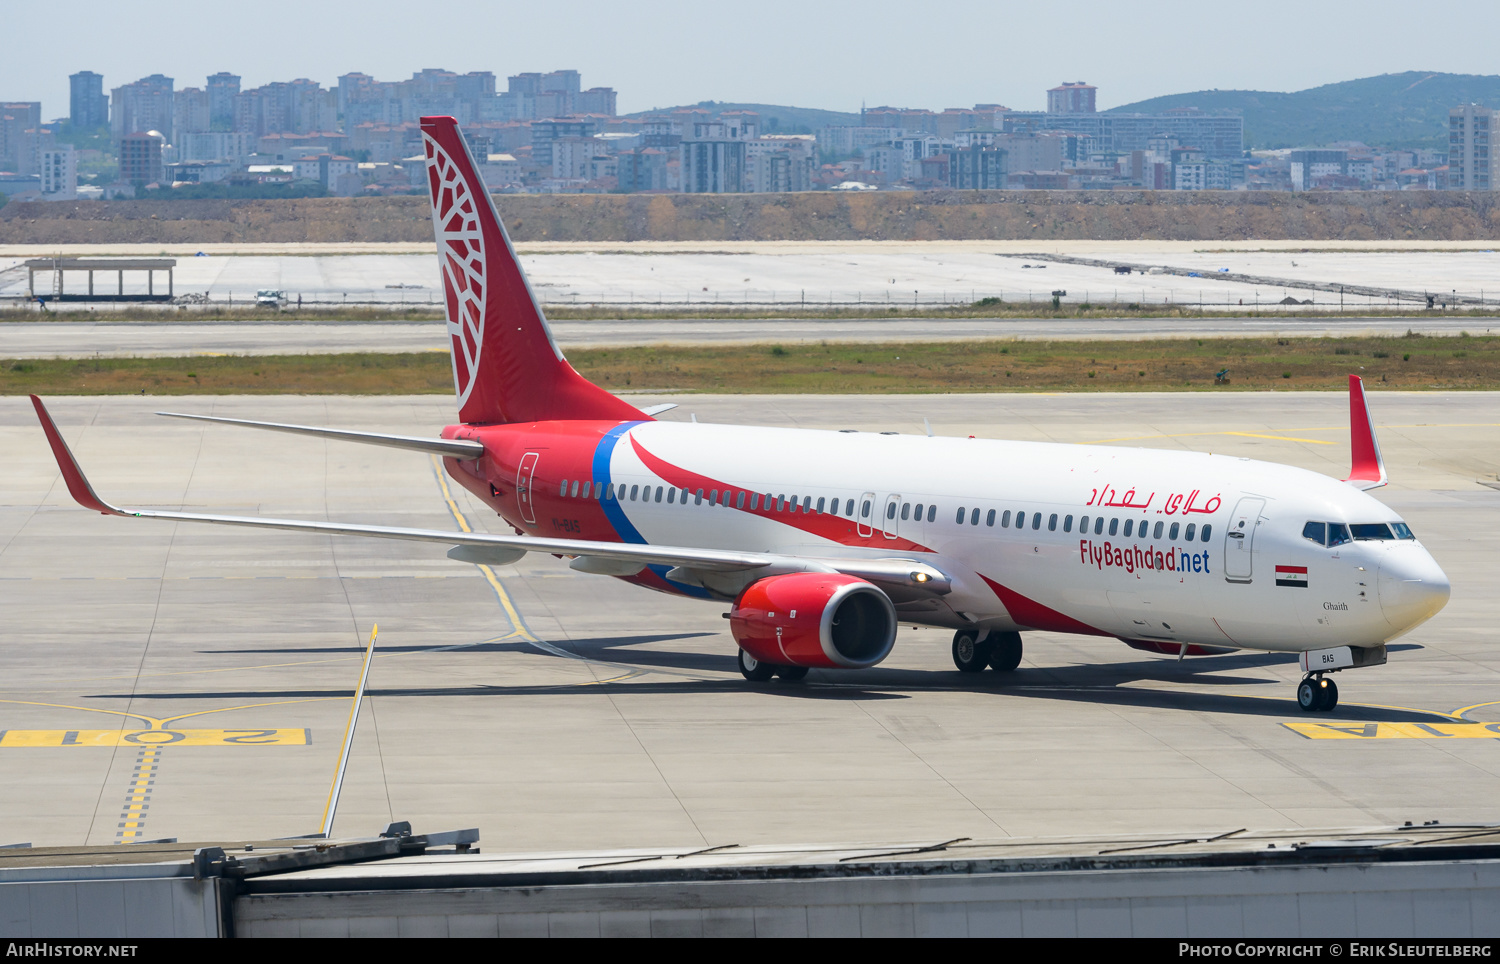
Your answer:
1318,678 -> 1339,712
988,632 -> 1023,672
738,648 -> 776,682
777,665 -> 809,681
952,631 -> 990,673
1297,678 -> 1319,712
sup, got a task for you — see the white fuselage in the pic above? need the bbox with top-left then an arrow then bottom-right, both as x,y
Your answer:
564,420 -> 1449,654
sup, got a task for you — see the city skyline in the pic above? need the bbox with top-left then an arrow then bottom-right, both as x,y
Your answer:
6,0 -> 1500,121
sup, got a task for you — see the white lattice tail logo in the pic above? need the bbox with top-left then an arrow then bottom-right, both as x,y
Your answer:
424,133 -> 486,409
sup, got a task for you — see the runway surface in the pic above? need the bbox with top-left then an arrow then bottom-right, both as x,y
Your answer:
1,391 -> 1497,850
4,314 -> 1500,358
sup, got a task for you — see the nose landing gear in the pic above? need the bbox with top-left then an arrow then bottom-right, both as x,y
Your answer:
1297,674 -> 1339,712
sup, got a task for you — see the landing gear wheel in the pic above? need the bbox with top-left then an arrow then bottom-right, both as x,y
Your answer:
776,665 -> 809,681
1297,676 -> 1321,712
1318,678 -> 1339,712
952,631 -> 991,673
988,632 -> 1023,672
738,649 -> 776,682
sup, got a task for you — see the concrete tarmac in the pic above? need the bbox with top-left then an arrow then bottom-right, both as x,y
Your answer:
4,314 -> 1500,359
1,391 -> 1497,850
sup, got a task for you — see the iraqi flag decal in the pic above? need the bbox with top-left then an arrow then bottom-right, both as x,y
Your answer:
1276,565 -> 1308,588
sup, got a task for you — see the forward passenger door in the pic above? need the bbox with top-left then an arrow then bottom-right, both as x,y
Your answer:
1224,497 -> 1265,583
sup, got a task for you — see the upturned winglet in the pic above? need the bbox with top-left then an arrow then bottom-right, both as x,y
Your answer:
30,396 -> 126,516
1343,375 -> 1387,490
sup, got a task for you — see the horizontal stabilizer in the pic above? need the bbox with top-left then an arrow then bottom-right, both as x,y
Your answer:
157,412 -> 485,460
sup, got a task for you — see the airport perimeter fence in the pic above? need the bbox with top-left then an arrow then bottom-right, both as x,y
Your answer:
4,286 -> 1496,313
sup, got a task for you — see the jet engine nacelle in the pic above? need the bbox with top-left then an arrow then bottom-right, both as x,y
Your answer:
729,573 -> 897,669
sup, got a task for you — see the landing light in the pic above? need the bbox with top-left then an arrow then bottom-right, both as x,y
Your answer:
912,572 -> 930,583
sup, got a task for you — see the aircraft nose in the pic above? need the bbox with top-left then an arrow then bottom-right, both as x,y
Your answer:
1378,550 -> 1451,632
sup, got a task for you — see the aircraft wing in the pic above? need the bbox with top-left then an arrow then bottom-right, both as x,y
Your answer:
31,397 -> 947,593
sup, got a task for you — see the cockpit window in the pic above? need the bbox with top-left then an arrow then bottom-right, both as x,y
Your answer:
1350,523 -> 1395,541
1392,522 -> 1415,540
1303,522 -> 1358,547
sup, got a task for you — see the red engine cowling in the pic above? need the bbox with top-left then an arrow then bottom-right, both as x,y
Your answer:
729,573 -> 897,669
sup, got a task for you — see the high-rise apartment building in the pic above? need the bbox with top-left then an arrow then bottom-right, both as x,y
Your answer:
680,115 -> 757,193
174,88 -> 211,137
1449,104 -> 1499,191
69,72 -> 108,129
119,131 -> 165,185
111,75 -> 174,147
1048,82 -> 1097,114
40,145 -> 77,199
206,73 -> 240,129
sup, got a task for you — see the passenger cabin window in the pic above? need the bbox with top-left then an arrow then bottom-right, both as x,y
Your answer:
581,481 -> 592,499
1094,517 -> 1103,535
629,484 -> 639,501
901,503 -> 910,521
986,509 -> 996,527
971,508 -> 980,526
1123,519 -> 1133,537
667,487 -> 677,504
1002,510 -> 1011,528
1153,521 -> 1163,539
1048,513 -> 1058,531
927,505 -> 936,523
1169,522 -> 1179,540
861,500 -> 872,518
956,507 -> 965,524
1031,513 -> 1041,530
655,487 -> 664,503
1184,523 -> 1196,541
846,499 -> 856,516
559,480 -> 569,497
1016,511 -> 1026,529
570,480 -> 581,498
818,497 -> 827,514
1079,515 -> 1088,532
1064,515 -> 1073,533
1200,524 -> 1212,542
1108,518 -> 1119,536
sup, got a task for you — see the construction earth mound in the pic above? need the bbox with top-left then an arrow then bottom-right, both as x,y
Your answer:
4,190 -> 1500,244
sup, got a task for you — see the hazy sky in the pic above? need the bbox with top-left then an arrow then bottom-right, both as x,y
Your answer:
8,0 -> 1500,118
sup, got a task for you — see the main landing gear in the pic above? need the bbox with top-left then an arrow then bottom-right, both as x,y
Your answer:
1297,674 -> 1340,713
952,630 -> 1023,674
737,649 -> 809,683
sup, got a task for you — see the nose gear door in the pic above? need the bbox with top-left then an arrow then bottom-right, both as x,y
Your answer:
1224,496 -> 1264,583
516,451 -> 540,525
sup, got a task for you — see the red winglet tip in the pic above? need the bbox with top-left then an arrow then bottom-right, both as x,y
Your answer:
1344,374 -> 1387,487
30,396 -> 119,515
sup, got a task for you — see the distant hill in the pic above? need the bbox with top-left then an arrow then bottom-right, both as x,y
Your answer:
623,101 -> 859,134
1110,72 -> 1500,150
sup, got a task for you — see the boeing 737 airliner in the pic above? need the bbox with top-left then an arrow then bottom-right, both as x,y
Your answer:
29,116 -> 1450,712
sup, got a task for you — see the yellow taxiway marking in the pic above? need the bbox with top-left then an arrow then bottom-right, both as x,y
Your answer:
1,728 -> 311,747
432,456 -> 542,645
1453,700 -> 1500,720
1284,721 -> 1500,740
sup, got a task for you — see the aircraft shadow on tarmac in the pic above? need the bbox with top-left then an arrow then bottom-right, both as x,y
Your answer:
104,644 -> 1439,719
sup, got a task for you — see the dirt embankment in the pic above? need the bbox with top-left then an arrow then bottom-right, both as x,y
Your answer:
4,191 -> 1500,244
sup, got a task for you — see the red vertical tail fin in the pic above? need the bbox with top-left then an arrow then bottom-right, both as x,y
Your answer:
420,115 -> 645,425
